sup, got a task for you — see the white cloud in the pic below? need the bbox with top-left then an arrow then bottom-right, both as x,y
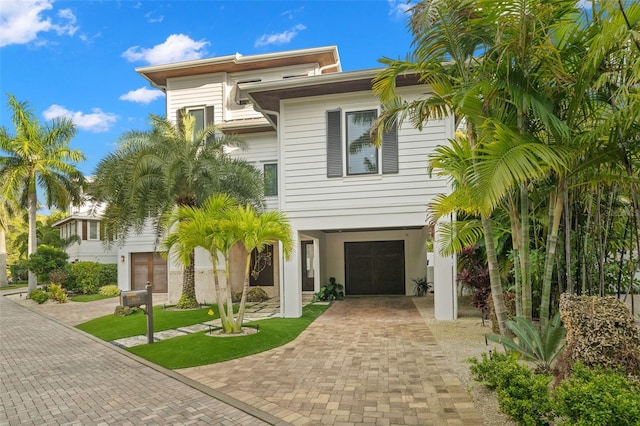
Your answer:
0,0 -> 78,47
119,87 -> 164,104
387,0 -> 412,19
43,105 -> 117,133
254,24 -> 306,47
122,34 -> 209,65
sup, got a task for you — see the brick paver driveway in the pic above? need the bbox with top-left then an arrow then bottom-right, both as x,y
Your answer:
180,297 -> 482,426
0,295 -> 274,426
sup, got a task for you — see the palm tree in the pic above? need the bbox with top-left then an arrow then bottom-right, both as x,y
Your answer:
0,94 -> 85,294
225,203 -> 293,332
91,112 -> 263,308
162,195 -> 293,333
0,194 -> 19,287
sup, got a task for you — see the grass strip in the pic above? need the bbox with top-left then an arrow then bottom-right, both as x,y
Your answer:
76,305 -> 223,341
127,304 -> 328,369
70,294 -> 118,303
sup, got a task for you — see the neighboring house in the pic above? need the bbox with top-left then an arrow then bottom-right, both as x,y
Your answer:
52,196 -> 117,264
121,45 -> 457,319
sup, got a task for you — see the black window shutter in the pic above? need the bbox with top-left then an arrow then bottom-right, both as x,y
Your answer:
205,106 -> 214,126
381,121 -> 399,174
326,110 -> 342,177
176,109 -> 183,126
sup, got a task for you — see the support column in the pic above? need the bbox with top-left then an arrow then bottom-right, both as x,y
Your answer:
280,231 -> 302,318
433,217 -> 457,320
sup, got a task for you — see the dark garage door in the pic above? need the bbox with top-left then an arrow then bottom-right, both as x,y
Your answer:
344,241 -> 405,295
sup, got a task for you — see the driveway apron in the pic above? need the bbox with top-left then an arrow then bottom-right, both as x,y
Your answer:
179,297 -> 482,426
0,295 -> 272,426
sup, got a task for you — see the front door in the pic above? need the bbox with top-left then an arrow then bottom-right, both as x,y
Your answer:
344,241 -> 405,295
131,252 -> 167,293
301,240 -> 315,292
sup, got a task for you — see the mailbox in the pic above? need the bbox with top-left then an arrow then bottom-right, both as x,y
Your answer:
120,290 -> 148,307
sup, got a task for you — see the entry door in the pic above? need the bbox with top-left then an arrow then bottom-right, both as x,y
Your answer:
344,241 -> 405,295
131,252 -> 167,293
301,240 -> 315,291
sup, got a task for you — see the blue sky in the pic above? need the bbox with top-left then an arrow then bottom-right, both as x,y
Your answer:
1,0 -> 415,175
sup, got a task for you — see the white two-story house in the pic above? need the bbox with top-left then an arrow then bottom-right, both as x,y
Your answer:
125,45 -> 457,320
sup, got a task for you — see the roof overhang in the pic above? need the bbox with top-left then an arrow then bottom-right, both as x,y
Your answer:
243,68 -> 423,126
51,215 -> 98,228
136,46 -> 341,89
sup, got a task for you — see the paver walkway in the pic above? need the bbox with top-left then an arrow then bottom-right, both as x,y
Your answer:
0,295 -> 280,426
179,297 -> 482,426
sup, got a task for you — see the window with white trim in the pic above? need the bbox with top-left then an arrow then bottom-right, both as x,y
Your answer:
177,106 -> 214,141
88,221 -> 99,240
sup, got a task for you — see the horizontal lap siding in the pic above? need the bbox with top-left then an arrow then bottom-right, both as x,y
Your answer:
166,74 -> 225,124
281,92 -> 450,222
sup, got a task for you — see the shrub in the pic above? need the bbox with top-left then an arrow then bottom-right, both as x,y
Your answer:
232,287 -> 270,303
48,283 -> 67,303
469,351 -> 553,425
553,363 -> 640,425
48,269 -> 69,286
29,289 -> 49,304
98,264 -> 117,287
313,277 -> 344,302
67,262 -> 103,294
99,284 -> 120,297
26,245 -> 69,282
487,313 -> 566,373
10,260 -> 29,281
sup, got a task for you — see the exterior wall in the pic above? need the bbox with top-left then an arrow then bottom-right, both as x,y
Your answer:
117,222 -> 162,292
166,73 -> 225,124
66,239 -> 117,264
279,89 -> 449,222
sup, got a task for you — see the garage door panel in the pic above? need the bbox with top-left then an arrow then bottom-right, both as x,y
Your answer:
345,241 -> 405,295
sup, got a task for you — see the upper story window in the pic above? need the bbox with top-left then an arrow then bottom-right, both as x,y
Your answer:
264,163 -> 278,197
177,106 -> 214,141
327,109 -> 398,178
88,221 -> 99,240
346,110 -> 378,175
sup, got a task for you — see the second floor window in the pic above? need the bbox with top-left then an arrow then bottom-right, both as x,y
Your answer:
346,110 -> 378,175
88,221 -> 99,240
177,106 -> 214,142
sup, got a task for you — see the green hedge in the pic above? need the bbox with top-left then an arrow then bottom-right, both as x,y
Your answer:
66,262 -> 117,294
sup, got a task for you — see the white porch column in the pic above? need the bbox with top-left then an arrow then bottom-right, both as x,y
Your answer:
280,231 -> 302,318
433,217 -> 457,320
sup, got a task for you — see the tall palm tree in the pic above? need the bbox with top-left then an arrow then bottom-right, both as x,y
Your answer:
91,112 -> 263,308
0,94 -> 85,294
0,194 -> 19,287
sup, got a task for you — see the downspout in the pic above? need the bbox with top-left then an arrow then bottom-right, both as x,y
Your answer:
254,105 -> 285,318
319,61 -> 341,74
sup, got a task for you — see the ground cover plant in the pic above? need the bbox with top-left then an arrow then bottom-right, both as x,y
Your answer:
127,304 -> 328,369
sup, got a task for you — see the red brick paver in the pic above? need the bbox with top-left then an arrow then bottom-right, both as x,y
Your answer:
179,297 -> 482,426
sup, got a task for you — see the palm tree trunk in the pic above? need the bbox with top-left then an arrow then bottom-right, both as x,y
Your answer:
211,256 -> 232,333
519,184 -> 532,321
540,190 -> 564,327
507,195 -> 522,317
0,228 -> 7,288
177,251 -> 199,308
564,179 -> 573,294
233,254 -> 253,333
27,190 -> 37,294
481,214 -> 509,336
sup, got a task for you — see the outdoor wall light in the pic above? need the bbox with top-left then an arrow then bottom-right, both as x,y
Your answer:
120,255 -> 125,263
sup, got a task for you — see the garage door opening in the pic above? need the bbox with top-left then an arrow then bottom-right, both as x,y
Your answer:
344,240 -> 405,295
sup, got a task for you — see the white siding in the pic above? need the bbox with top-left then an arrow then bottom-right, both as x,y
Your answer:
166,73 -> 225,124
280,90 -> 451,228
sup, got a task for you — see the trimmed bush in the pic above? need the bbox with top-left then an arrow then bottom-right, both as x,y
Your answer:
99,284 -> 120,297
29,289 -> 49,304
469,352 -> 553,425
27,245 -> 69,282
48,269 -> 69,286
98,264 -> 117,286
48,283 -> 67,303
554,363 -> 640,425
67,262 -> 102,294
233,287 -> 269,303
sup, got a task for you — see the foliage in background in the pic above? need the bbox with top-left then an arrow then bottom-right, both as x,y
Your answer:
457,245 -> 491,315
26,245 -> 68,283
66,262 -> 117,295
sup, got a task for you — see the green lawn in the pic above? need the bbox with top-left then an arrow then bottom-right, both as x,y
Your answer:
70,294 -> 118,303
76,305 -> 225,341
76,303 -> 329,369
1,281 -> 28,290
